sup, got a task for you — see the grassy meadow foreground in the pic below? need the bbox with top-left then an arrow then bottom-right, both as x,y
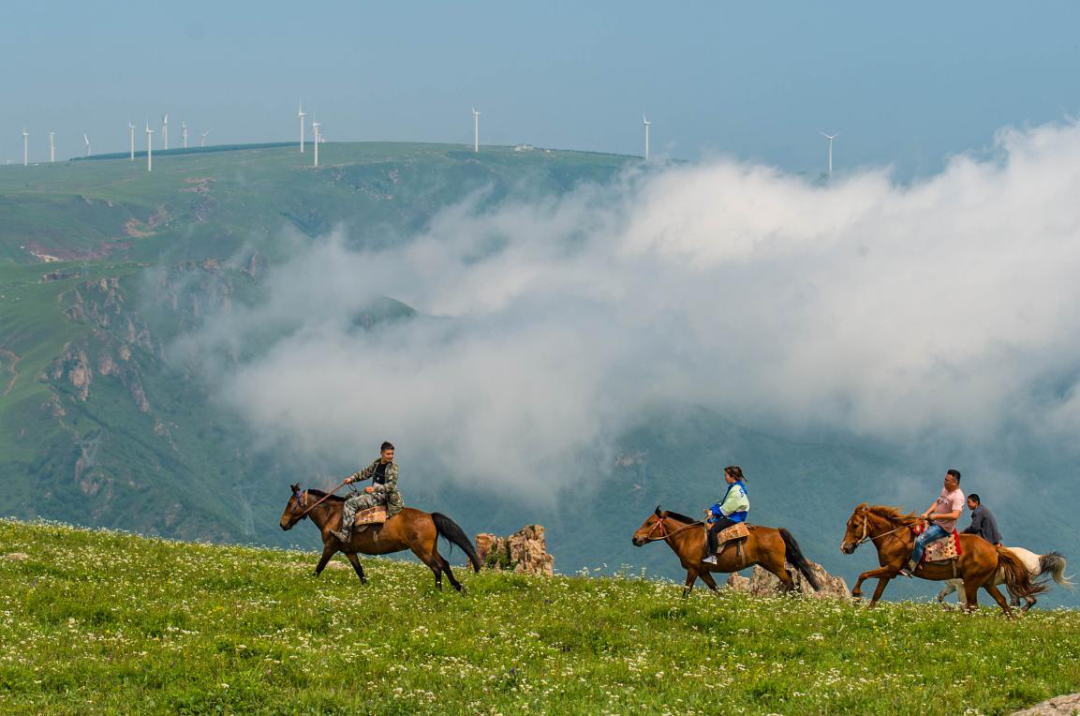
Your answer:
1,520 -> 1078,715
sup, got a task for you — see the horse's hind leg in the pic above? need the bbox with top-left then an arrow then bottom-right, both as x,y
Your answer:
344,552 -> 367,585
314,543 -> 338,577
983,582 -> 1014,618
437,554 -> 464,592
763,557 -> 795,593
410,544 -> 444,590
698,571 -> 720,593
963,580 -> 982,613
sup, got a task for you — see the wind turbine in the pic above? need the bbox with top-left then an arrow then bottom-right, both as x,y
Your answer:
48,132 -> 56,163
22,129 -> 28,167
821,132 -> 839,176
128,122 -> 136,160
298,101 -> 306,153
161,114 -> 170,151
200,129 -> 212,147
312,122 -> 320,166
181,122 -> 188,149
145,122 -> 154,171
643,115 -> 651,161
83,134 -> 92,158
472,108 -> 480,152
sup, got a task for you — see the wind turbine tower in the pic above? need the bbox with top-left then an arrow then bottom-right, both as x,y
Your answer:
200,129 -> 212,147
643,115 -> 651,161
472,108 -> 480,152
162,114 -> 169,151
312,122 -> 320,166
128,122 -> 136,160
145,122 -> 155,172
48,132 -> 56,163
298,102 -> 306,153
821,132 -> 839,176
181,122 -> 189,149
84,134 -> 92,158
22,129 -> 29,167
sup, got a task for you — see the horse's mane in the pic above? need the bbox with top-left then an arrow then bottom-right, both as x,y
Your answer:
305,489 -> 346,503
663,511 -> 702,524
867,505 -> 919,525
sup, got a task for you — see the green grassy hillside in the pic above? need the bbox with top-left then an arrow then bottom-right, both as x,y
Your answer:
1,520 -> 1077,715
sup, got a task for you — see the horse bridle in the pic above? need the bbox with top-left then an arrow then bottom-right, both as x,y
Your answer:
291,489 -> 309,520
849,512 -> 915,550
642,515 -> 704,543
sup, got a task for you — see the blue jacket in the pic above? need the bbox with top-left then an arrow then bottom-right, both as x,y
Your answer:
709,480 -> 749,523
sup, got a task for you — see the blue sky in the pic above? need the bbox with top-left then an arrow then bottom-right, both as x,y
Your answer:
2,1 -> 1079,176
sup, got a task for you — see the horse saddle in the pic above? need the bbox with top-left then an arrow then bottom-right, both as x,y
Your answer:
913,524 -> 962,563
712,522 -> 751,556
355,506 -> 388,527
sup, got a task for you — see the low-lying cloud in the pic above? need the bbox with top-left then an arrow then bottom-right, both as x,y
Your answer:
175,119 -> 1080,499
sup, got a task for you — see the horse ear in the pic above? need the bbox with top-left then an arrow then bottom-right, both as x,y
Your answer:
855,502 -> 867,513
290,483 -> 301,494
654,505 -> 662,517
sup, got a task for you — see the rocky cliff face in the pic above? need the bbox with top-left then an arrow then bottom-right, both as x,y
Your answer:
726,561 -> 849,599
475,525 -> 555,577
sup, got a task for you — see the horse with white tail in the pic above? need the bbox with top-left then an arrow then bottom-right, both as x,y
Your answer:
937,548 -> 1074,611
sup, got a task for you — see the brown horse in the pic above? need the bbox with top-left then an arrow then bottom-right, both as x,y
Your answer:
632,507 -> 820,597
840,503 -> 1045,615
280,484 -> 481,591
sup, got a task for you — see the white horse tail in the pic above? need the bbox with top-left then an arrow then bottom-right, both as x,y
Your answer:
1038,552 -> 1075,589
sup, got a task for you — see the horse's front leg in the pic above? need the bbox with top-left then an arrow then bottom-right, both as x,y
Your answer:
852,567 -> 895,600
682,570 -> 698,598
313,543 -> 337,577
868,576 -> 893,608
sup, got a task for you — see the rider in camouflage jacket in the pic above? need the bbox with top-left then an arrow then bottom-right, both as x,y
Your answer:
331,442 -> 404,541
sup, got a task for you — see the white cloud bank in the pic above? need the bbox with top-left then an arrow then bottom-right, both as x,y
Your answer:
176,120 -> 1080,499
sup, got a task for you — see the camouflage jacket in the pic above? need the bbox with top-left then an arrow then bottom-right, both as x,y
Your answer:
350,459 -> 399,500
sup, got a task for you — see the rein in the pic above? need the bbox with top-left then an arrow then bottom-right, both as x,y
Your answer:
293,479 -> 351,520
643,516 -> 705,543
853,513 -> 920,548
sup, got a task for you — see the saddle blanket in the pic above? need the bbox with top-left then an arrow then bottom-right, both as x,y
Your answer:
712,522 -> 750,553
355,506 -> 388,525
912,523 -> 962,562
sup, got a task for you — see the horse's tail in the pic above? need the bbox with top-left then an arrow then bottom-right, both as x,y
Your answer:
999,546 -> 1049,601
779,528 -> 820,591
432,512 -> 482,573
1038,551 -> 1075,589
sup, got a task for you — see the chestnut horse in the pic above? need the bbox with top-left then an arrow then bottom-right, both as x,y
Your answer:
840,503 -> 1045,615
632,507 -> 820,597
280,484 -> 481,591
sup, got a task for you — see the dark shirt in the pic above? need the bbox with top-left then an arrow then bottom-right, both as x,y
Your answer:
962,504 -> 1003,544
372,461 -> 389,485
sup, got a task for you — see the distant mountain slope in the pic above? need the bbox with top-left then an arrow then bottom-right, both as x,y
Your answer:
0,143 -> 631,544
1,143 -> 1076,608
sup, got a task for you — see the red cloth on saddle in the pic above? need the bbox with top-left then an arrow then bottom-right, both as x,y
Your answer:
911,523 -> 962,562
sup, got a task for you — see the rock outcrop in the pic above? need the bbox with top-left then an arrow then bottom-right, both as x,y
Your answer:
725,561 -> 849,599
475,525 -> 554,577
1011,694 -> 1080,715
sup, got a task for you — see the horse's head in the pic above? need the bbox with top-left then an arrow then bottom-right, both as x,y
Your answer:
840,502 -> 869,554
632,506 -> 666,547
280,483 -> 308,531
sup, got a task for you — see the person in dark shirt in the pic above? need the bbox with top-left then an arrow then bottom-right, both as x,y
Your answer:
961,493 -> 1002,546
